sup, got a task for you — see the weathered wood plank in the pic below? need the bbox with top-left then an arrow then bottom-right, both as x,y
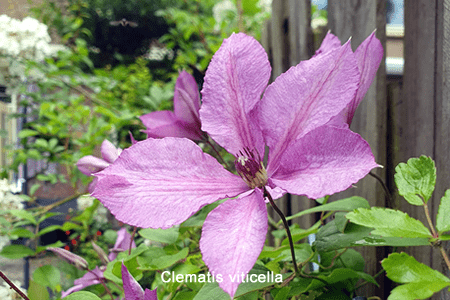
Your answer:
431,0 -> 450,299
328,0 -> 387,298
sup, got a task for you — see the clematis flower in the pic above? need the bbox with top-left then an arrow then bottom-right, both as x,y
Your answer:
77,139 -> 122,192
93,32 -> 382,298
49,228 -> 136,298
318,31 -> 383,128
61,266 -> 105,298
139,70 -> 204,140
121,263 -> 157,300
109,227 -> 136,261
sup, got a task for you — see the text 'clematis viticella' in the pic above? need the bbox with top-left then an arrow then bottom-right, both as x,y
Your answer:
93,32 -> 382,298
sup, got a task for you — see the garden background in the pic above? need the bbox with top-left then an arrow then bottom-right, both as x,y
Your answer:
2,0 -> 450,299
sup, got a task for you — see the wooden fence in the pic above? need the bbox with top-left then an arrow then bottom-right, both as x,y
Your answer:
262,0 -> 450,299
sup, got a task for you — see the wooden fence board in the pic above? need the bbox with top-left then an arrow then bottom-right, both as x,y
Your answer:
401,1 -> 450,299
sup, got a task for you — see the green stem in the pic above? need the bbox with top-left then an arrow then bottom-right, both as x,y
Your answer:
263,188 -> 299,275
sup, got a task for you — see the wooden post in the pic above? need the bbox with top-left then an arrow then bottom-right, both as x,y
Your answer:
396,1 -> 450,299
328,0 -> 387,298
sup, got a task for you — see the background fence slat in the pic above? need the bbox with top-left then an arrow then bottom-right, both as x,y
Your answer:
327,0 -> 387,298
399,1 -> 450,299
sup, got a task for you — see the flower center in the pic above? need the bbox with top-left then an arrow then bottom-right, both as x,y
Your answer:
234,148 -> 268,189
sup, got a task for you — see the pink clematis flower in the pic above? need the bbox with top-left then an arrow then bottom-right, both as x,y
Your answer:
93,32 -> 382,298
77,139 -> 122,192
319,31 -> 383,128
109,227 -> 137,261
61,266 -> 105,298
139,70 -> 204,140
49,228 -> 136,298
121,263 -> 157,300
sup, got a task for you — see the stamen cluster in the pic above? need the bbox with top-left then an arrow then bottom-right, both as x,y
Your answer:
234,148 -> 268,189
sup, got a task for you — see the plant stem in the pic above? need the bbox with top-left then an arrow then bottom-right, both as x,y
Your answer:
263,188 -> 299,275
369,171 -> 394,207
0,271 -> 30,300
37,192 -> 83,215
129,226 -> 137,255
422,203 -> 450,270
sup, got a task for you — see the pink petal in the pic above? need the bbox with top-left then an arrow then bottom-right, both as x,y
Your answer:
92,137 -> 249,229
200,189 -> 268,298
200,32 -> 270,156
260,41 -> 359,173
327,31 -> 383,127
270,125 -> 379,199
62,266 -> 104,297
346,31 -> 383,124
101,139 -> 120,163
313,31 -> 342,57
173,70 -> 201,126
122,263 -> 145,300
77,155 -> 110,176
140,110 -> 203,140
109,228 -> 136,261
144,289 -> 158,300
48,247 -> 88,270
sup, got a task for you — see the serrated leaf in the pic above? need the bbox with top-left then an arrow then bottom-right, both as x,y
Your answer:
32,265 -> 61,290
394,156 -> 436,205
0,245 -> 35,259
285,196 -> 370,222
436,189 -> 450,233
139,227 -> 179,244
346,207 -> 432,238
382,252 -> 450,299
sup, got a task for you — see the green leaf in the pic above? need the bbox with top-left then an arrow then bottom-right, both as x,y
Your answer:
9,227 -> 34,238
18,129 -> 39,138
382,252 -> 450,299
64,291 -> 102,300
138,247 -> 189,270
314,220 -> 430,252
0,245 -> 35,259
285,196 -> 370,222
37,225 -> 62,236
436,189 -> 450,233
32,265 -> 61,290
9,209 -> 37,225
394,156 -> 436,205
28,280 -> 50,300
346,207 -> 432,238
193,265 -> 288,300
139,227 -> 179,244
30,183 -> 41,196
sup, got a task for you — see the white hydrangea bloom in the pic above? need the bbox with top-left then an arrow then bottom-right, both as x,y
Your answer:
0,14 -> 66,88
0,179 -> 24,211
0,279 -> 26,300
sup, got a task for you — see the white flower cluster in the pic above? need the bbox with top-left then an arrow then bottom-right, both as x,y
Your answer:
0,179 -> 24,251
0,279 -> 26,300
0,179 -> 23,211
0,15 -> 66,88
0,15 -> 65,61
